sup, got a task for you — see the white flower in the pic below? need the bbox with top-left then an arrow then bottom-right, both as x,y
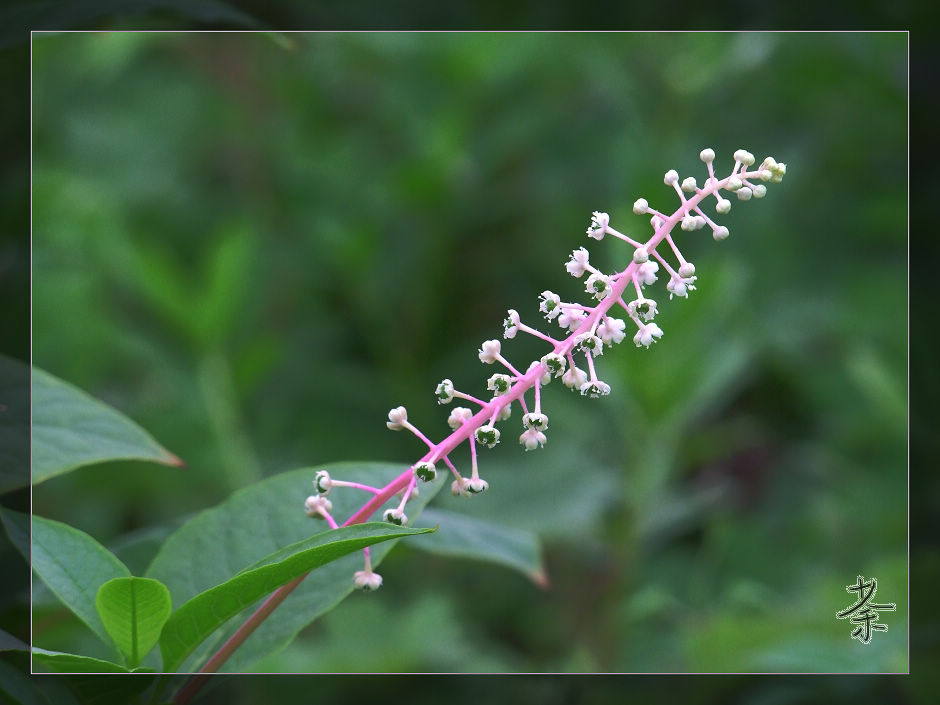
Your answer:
467,478 -> 489,494
447,406 -> 473,429
633,322 -> 664,348
304,494 -> 333,518
522,412 -> 549,430
636,261 -> 659,286
558,306 -> 587,332
584,272 -> 610,300
586,211 -> 609,240
597,317 -> 627,345
540,352 -> 566,378
435,379 -> 455,404
413,461 -> 437,482
562,366 -> 588,390
627,298 -> 658,322
497,403 -> 512,421
580,380 -> 611,397
386,406 -> 408,430
478,339 -> 501,364
575,332 -> 604,357
667,274 -> 696,299
503,309 -> 520,339
633,198 -> 649,214
451,478 -> 471,497
314,470 -> 332,494
475,424 -> 500,448
353,570 -> 383,591
519,427 -> 547,451
383,508 -> 407,525
539,290 -> 562,320
487,373 -> 513,396
565,247 -> 590,278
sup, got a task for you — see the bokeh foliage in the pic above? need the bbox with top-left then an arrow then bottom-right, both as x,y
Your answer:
27,31 -> 906,677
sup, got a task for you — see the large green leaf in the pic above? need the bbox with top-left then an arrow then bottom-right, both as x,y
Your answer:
412,508 -> 547,586
146,461 -> 443,672
95,577 -> 172,668
0,354 -> 28,493
160,522 -> 433,672
28,513 -> 130,646
29,647 -> 149,674
31,364 -> 182,485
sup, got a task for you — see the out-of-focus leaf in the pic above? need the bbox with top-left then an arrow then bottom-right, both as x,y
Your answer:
160,522 -> 433,672
27,513 -> 129,647
0,354 -> 28,493
32,365 -> 182,484
146,462 -> 443,672
95,577 -> 172,668
29,647 -> 148,674
0,506 -> 29,560
412,508 -> 546,586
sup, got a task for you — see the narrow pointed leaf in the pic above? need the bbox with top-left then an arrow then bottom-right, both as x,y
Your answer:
95,577 -> 172,668
146,462 -> 444,672
31,364 -> 182,485
160,522 -> 432,672
29,514 -> 130,646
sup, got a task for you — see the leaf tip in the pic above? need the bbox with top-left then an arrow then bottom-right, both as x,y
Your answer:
163,452 -> 186,468
530,569 -> 551,591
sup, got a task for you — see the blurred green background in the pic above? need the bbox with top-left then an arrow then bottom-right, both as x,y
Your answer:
26,32 -> 907,676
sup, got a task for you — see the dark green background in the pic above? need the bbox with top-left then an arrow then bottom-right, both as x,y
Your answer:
2,24 -> 922,705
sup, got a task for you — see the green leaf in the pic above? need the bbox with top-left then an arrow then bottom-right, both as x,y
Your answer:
160,522 -> 433,672
95,577 -> 172,668
0,354 -> 28,493
30,647 -> 142,674
146,462 -> 444,672
412,508 -> 547,586
31,364 -> 183,485
0,507 -> 29,561
28,513 -> 130,646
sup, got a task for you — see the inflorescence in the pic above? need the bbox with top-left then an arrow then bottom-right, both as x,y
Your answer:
304,148 -> 786,590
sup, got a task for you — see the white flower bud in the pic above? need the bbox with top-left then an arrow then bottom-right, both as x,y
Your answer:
478,339 -> 501,364
304,494 -> 333,518
497,403 -> 512,421
353,570 -> 383,591
541,352 -> 566,378
467,478 -> 489,494
759,169 -> 773,181
751,185 -> 767,199
726,177 -> 743,191
519,427 -> 547,451
736,187 -> 753,201
413,461 -> 437,483
678,263 -> 695,279
633,198 -> 649,214
562,366 -> 588,391
681,176 -> 697,193
447,406 -> 473,429
664,169 -> 679,185
539,290 -> 562,319
383,508 -> 407,525
713,226 -> 730,241
487,373 -> 513,396
451,478 -> 470,497
700,148 -> 715,163
693,216 -> 706,230
314,470 -> 332,494
633,247 -> 649,264
435,379 -> 455,404
715,198 -> 731,214
681,215 -> 696,231
386,406 -> 408,430
579,380 -> 611,398
475,424 -> 500,448
633,322 -> 664,348
586,211 -> 609,240
733,150 -> 755,166
761,157 -> 778,172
